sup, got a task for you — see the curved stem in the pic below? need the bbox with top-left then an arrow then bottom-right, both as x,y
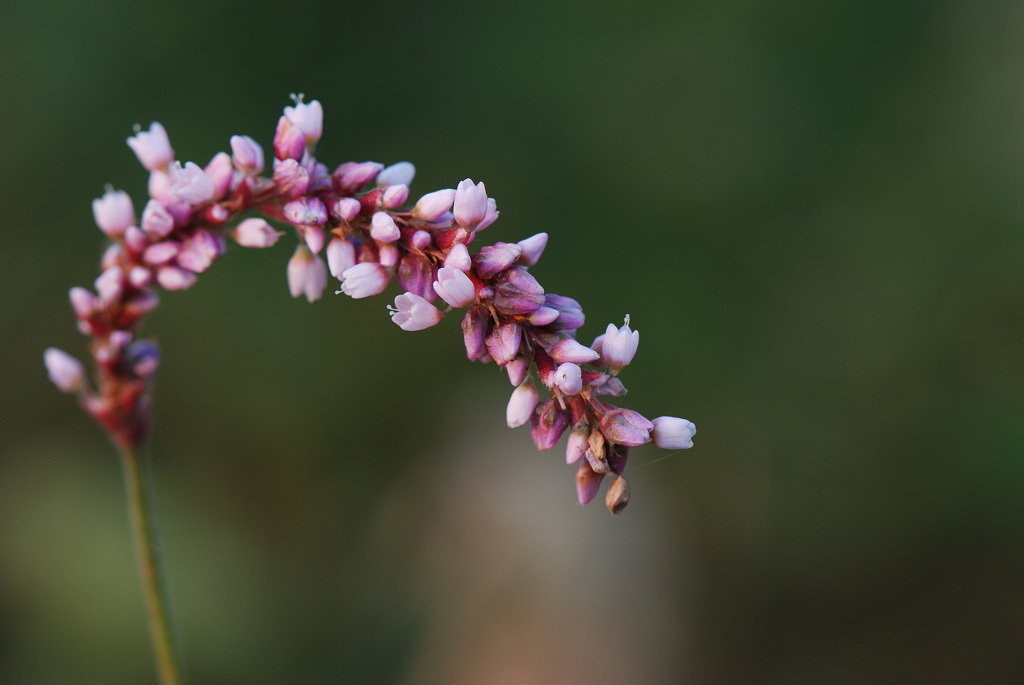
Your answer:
118,445 -> 185,685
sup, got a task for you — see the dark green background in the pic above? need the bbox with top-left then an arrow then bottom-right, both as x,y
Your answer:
2,1 -> 1022,683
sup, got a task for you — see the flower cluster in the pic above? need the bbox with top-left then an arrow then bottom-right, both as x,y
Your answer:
45,95 -> 695,513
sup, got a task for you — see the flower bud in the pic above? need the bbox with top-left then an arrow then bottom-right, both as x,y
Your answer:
92,189 -> 136,238
552,363 -> 583,395
461,306 -> 490,360
485,320 -> 522,366
326,237 -> 357,279
204,152 -> 234,200
454,178 -> 488,228
445,243 -> 472,272
566,426 -> 590,464
230,135 -> 264,175
530,398 -> 569,450
370,211 -> 401,242
156,265 -> 197,291
140,199 -> 175,238
377,161 -> 416,188
286,244 -> 327,302
433,265 -> 476,308
69,287 -> 97,319
233,218 -> 282,248
334,161 -> 384,193
44,348 -> 86,393
332,197 -> 362,222
412,188 -> 456,222
127,122 -> 173,171
492,266 -> 545,316
506,377 -> 540,428
575,459 -> 604,506
506,354 -> 530,386
382,183 -> 409,208
599,408 -> 654,447
517,232 -> 548,267
548,338 -> 600,365
650,416 -> 696,449
472,242 -> 522,280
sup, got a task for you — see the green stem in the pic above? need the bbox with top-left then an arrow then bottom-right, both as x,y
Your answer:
118,445 -> 185,685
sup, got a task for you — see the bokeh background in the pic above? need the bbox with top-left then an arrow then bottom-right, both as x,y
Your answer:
2,0 -> 1023,683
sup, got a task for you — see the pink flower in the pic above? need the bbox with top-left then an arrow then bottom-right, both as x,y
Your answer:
552,362 -> 583,395
283,97 -> 323,147
284,197 -> 328,226
601,316 -> 639,370
127,122 -> 173,171
454,178 -> 488,228
433,266 -> 476,308
140,199 -> 175,238
92,189 -> 136,238
233,218 -> 282,248
230,135 -> 264,175
389,293 -> 442,331
44,348 -> 85,393
177,230 -> 222,273
287,244 -> 327,302
340,262 -> 390,299
331,197 -> 362,222
650,417 -> 696,449
169,162 -> 216,205
506,377 -> 540,428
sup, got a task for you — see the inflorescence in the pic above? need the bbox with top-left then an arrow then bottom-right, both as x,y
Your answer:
45,95 -> 696,514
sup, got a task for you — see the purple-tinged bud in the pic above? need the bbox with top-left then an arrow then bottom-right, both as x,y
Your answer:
273,115 -> 306,160
140,199 -> 175,238
156,265 -> 197,291
506,355 -> 530,386
126,339 -> 161,377
528,307 -> 559,326
272,158 -> 310,197
517,232 -> 548,267
651,417 -> 696,449
472,242 -> 522,280
128,266 -> 152,289
124,289 -> 160,319
285,198 -> 328,226
492,266 -> 545,316
602,316 -> 639,370
410,230 -> 432,251
340,262 -> 391,299
412,188 -> 456,222
566,427 -> 589,464
445,243 -> 472,272
332,197 -> 362,222
92,189 -> 136,238
605,476 -> 630,515
593,375 -> 628,397
205,152 -> 233,200
148,170 -> 172,199
378,244 -> 400,268
370,212 -> 401,242
461,306 -> 490,360
397,253 -> 432,298
101,243 -> 123,270
230,135 -> 264,175
575,459 -> 604,506
389,293 -> 442,331
530,398 -> 569,450
95,266 -> 124,305
326,238 -> 356,279
170,162 -> 216,205
544,294 -> 585,332
549,338 -> 600,365
142,241 -> 181,266
607,443 -> 629,475
127,122 -> 173,171
476,198 -> 499,232
302,225 -> 325,255
382,184 -> 409,209
454,178 -> 488,228
506,377 -> 540,428
433,265 -> 476,308
377,161 -> 416,188
124,225 -> 149,255
287,244 -> 328,302
177,230 -> 222,273
600,408 -> 654,447
334,161 -> 384,193
233,218 -> 282,248
69,287 -> 96,319
486,320 -> 522,366
283,97 -> 323,147
44,348 -> 86,393
552,363 -> 583,395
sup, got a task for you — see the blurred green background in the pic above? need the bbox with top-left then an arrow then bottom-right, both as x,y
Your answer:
2,0 -> 1023,683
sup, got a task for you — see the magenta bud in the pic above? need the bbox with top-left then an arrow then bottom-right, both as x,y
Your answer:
378,243 -> 400,268
472,242 -> 522,280
382,183 -> 409,209
287,244 -> 328,302
548,338 -> 600,365
284,197 -> 328,226
124,225 -> 149,254
444,243 -> 472,272
303,225 -> 325,255
599,408 -> 654,447
334,161 -> 384,193
412,188 -> 456,222
44,348 -> 86,393
142,241 -> 181,266
454,178 -> 488,228
461,306 -> 491,360
552,362 -> 583,395
326,237 -> 357,279
140,199 -> 175,238
528,306 -> 559,326
95,266 -> 124,305
397,253 -> 433,298
177,230 -> 222,273
127,122 -> 173,171
233,218 -> 282,248
544,294 -> 585,332
517,232 -> 548,267
272,158 -> 310,197
506,377 -> 540,428
486,320 -> 522,366
370,211 -> 401,242
156,265 -> 197,291
492,266 -> 545,316
530,398 -> 569,450
651,417 -> 696,449
340,262 -> 391,299
566,427 -> 589,464
593,375 -> 628,397
128,266 -> 152,288
477,198 -> 499,232
230,135 -> 264,175
92,189 -> 136,238
377,161 -> 416,187
332,197 -> 362,222
506,355 -> 531,386
69,287 -> 97,318
601,316 -> 639,369
273,115 -> 307,160
433,265 -> 476,308
575,459 -> 604,506
389,293 -> 442,331
205,152 -> 234,199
